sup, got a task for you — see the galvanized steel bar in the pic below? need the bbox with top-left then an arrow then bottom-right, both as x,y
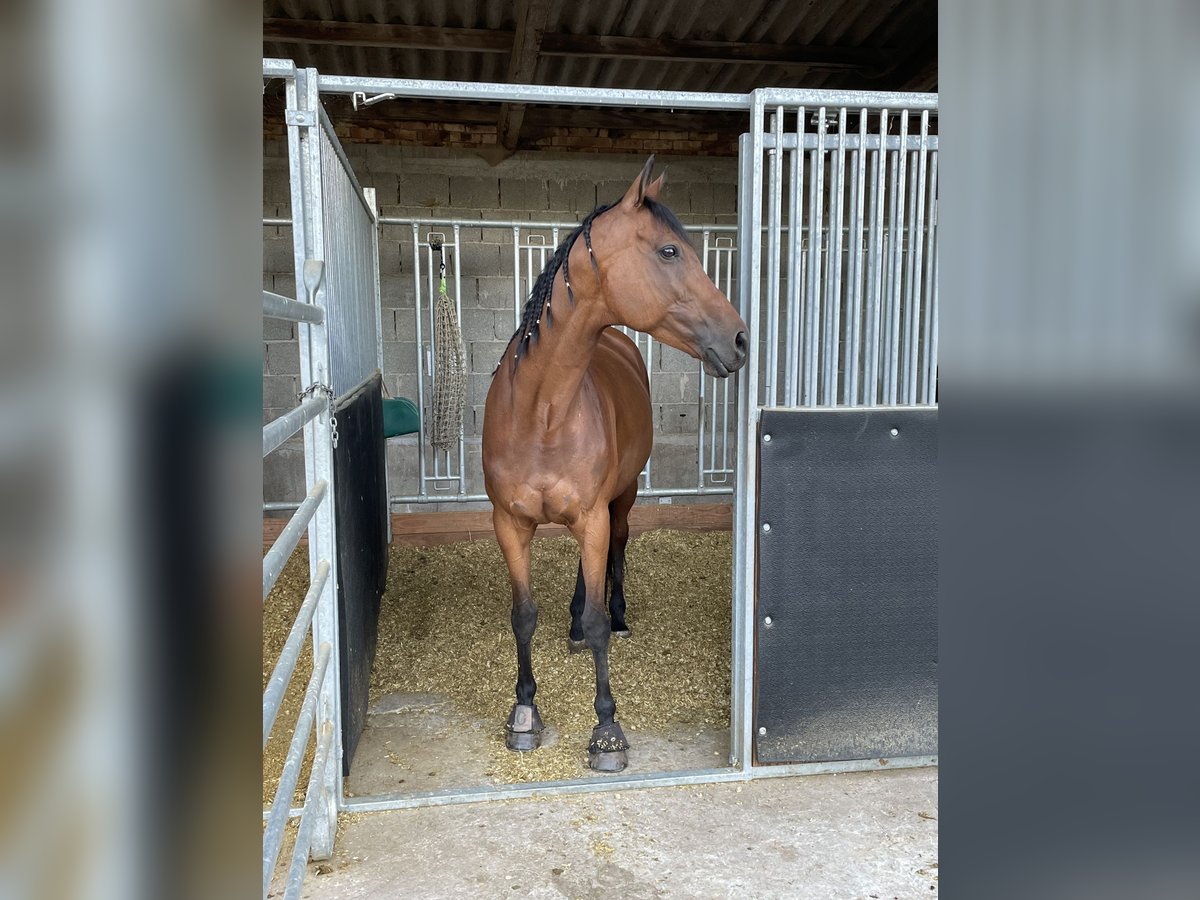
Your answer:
453,224 -> 467,493
804,107 -> 826,406
262,641 -> 331,900
511,226 -> 521,330
297,70 -> 341,858
319,74 -> 749,110
283,722 -> 335,899
904,111 -> 930,405
761,134 -> 939,152
823,108 -> 847,406
885,110 -> 909,405
340,755 -> 936,813
262,479 -> 327,602
262,396 -> 326,459
733,94 -> 765,771
263,289 -> 324,325
783,107 -> 803,407
411,225 -> 427,497
755,87 -> 937,111
764,108 -> 784,407
922,152 -> 939,403
863,109 -> 888,407
845,109 -> 868,406
698,229 -> 710,492
379,215 -> 740,233
262,560 -> 331,749
263,58 -> 296,80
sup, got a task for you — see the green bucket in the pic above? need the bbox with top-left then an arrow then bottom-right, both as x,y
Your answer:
382,397 -> 420,438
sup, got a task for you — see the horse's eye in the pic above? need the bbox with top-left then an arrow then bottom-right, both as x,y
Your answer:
659,245 -> 678,260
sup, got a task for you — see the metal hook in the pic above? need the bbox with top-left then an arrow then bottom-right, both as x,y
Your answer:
352,91 -> 397,111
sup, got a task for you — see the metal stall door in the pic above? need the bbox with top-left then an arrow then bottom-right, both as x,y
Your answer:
735,91 -> 939,768
291,67 -> 388,776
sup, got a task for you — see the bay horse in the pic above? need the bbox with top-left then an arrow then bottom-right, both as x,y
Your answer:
482,157 -> 748,772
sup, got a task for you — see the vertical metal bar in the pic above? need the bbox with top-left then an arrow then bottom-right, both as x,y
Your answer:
411,224 -> 427,496
921,151 -> 939,404
298,67 -> 340,861
453,223 -> 466,492
734,97 -> 764,773
764,108 -> 783,407
804,107 -> 826,407
885,110 -> 909,405
783,107 -> 803,407
425,240 -> 440,480
511,226 -> 521,330
698,229 -> 711,490
905,111 -> 930,405
864,109 -> 887,407
845,110 -> 867,407
824,108 -> 847,406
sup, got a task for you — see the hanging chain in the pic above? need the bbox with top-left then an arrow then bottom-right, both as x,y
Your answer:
298,382 -> 339,449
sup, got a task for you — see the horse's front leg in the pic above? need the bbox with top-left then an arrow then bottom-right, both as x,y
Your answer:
494,510 -> 543,751
572,510 -> 629,772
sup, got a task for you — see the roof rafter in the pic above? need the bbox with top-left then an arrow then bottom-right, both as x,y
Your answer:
498,0 -> 553,151
261,18 -> 897,71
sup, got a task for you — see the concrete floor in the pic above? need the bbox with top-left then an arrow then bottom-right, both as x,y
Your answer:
285,767 -> 938,899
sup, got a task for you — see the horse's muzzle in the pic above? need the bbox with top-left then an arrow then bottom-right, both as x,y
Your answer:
702,331 -> 748,378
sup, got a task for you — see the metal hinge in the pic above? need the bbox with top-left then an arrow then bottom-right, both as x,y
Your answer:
285,109 -> 316,127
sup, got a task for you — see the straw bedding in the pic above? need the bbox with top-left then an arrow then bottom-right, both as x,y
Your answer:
264,528 -> 731,795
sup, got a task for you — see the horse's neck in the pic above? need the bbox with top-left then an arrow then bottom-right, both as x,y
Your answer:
513,273 -> 608,430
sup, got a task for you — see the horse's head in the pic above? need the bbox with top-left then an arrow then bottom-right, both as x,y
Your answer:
591,157 -> 748,377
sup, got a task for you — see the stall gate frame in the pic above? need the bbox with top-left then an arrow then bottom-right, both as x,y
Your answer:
261,56 -> 937,862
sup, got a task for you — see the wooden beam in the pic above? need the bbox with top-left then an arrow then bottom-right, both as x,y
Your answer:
262,19 -> 896,70
262,19 -> 511,53
264,503 -> 732,550
498,0 -> 552,152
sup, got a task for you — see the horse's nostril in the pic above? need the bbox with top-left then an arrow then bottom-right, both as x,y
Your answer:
734,331 -> 748,357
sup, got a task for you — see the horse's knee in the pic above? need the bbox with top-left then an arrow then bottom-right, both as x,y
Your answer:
511,602 -> 538,643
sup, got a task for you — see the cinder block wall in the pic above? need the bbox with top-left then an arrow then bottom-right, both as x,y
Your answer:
264,141 -> 739,511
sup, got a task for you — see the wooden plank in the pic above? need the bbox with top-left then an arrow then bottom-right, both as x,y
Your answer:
498,0 -> 552,151
262,19 -> 895,70
265,502 -> 732,549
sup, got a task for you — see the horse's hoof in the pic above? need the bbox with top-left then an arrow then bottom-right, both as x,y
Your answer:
587,721 -> 629,773
589,749 -> 628,773
506,729 -> 541,751
505,703 -> 544,752
611,627 -> 631,639
567,637 -> 588,653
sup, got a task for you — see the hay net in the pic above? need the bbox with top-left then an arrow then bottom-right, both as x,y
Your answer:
430,253 -> 466,452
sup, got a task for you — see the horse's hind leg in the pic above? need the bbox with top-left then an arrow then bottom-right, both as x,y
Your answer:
607,480 -> 638,638
572,511 -> 629,773
494,510 -> 543,751
567,560 -> 587,652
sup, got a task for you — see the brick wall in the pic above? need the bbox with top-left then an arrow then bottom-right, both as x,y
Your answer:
264,140 -> 739,509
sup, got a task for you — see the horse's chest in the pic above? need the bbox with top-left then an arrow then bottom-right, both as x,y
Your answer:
493,436 -> 606,525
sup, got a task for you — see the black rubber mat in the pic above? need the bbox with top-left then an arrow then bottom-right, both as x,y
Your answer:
333,371 -> 389,774
754,408 -> 937,763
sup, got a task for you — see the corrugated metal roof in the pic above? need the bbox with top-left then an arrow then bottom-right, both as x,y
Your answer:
264,0 -> 935,92
262,0 -> 935,151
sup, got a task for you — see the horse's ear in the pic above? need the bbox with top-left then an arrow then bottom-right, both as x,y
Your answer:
645,168 -> 667,202
622,155 -> 657,208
